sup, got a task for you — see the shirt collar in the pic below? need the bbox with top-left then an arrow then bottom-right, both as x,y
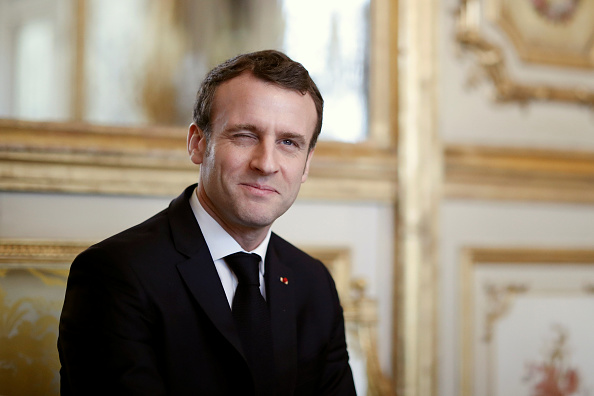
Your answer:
189,186 -> 271,265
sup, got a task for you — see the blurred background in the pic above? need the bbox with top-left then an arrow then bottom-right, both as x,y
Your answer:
0,0 -> 371,141
1,0 -> 594,395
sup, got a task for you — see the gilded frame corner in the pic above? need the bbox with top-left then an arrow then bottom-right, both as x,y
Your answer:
455,0 -> 594,108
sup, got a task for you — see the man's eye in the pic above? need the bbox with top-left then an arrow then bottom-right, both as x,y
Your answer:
281,139 -> 295,146
233,133 -> 255,141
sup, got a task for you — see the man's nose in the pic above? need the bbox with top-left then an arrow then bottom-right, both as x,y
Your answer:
250,141 -> 279,175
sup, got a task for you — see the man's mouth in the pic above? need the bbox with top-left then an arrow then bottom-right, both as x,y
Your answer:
241,183 -> 279,195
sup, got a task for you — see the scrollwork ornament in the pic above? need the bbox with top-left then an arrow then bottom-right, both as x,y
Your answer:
483,282 -> 529,342
456,0 -> 594,109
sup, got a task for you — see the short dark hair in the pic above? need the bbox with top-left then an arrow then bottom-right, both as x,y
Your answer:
193,50 -> 323,152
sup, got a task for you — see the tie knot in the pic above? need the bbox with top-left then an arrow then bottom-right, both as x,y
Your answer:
225,252 -> 261,285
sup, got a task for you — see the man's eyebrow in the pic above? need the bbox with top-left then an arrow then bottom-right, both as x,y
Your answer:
226,123 -> 261,133
278,131 -> 307,145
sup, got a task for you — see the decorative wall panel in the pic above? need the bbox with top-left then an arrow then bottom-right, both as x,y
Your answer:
461,248 -> 594,396
456,0 -> 594,108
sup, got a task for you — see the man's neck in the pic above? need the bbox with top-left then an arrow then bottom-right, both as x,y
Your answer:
196,187 -> 270,252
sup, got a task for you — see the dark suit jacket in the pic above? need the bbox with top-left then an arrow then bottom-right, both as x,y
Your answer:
58,185 -> 356,395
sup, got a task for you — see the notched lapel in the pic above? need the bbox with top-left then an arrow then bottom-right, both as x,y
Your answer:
167,187 -> 246,358
176,249 -> 245,357
266,245 -> 298,393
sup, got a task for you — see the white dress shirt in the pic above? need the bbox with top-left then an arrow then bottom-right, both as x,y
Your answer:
189,186 -> 271,307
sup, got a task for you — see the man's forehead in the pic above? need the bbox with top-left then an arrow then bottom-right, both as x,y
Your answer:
214,72 -> 311,101
211,73 -> 317,134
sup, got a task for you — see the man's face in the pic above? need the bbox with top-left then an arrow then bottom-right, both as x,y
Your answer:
188,72 -> 317,236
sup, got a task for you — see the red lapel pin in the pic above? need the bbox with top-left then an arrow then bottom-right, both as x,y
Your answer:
280,277 -> 288,285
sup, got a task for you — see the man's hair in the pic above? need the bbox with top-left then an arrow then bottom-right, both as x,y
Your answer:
193,50 -> 324,152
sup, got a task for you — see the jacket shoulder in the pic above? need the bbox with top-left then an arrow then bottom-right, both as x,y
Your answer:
80,184 -> 199,264
269,233 -> 320,264
89,208 -> 171,257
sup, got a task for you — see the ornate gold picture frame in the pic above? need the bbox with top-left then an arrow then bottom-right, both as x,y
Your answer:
461,248 -> 594,396
456,0 -> 594,107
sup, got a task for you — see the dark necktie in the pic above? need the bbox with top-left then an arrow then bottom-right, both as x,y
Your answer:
225,252 -> 276,396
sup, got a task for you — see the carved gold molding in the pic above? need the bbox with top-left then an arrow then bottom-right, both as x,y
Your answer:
482,283 -> 527,342
348,279 -> 398,396
465,247 -> 594,264
0,119 -> 398,202
295,247 -> 398,395
7,121 -> 594,204
488,0 -> 594,70
456,0 -> 594,108
0,239 -> 90,264
445,144 -> 594,204
308,248 -> 397,395
460,247 -> 594,396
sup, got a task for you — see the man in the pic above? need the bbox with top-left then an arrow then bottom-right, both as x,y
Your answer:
58,50 -> 356,395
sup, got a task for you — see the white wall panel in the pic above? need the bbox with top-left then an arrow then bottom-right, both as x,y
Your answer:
439,199 -> 594,396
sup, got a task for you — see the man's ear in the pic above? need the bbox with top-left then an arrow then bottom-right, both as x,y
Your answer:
187,123 -> 206,165
301,148 -> 315,183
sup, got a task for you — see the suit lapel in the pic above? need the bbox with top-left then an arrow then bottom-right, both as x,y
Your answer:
167,185 -> 244,357
176,251 -> 244,356
266,239 -> 298,394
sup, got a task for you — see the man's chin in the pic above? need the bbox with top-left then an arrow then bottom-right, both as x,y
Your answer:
236,210 -> 281,230
234,200 -> 294,228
